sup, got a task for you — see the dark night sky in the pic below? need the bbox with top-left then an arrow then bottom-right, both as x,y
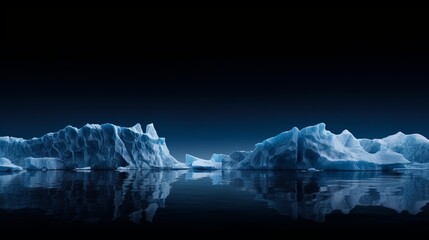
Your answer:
1,8 -> 428,160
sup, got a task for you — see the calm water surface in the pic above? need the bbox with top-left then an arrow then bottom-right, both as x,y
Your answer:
1,170 -> 429,233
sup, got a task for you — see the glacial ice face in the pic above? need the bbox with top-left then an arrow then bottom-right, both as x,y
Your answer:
24,157 -> 66,170
192,123 -> 427,170
0,123 -> 187,170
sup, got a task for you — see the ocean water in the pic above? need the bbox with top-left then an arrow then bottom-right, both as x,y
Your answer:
1,169 -> 429,234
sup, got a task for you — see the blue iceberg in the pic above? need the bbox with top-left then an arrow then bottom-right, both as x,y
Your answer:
186,154 -> 222,170
186,151 -> 251,170
0,123 -> 187,170
188,123 -> 428,171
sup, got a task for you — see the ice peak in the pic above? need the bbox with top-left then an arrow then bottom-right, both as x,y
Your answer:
341,129 -> 352,135
130,123 -> 143,134
146,123 -> 159,139
309,122 -> 326,130
301,123 -> 327,136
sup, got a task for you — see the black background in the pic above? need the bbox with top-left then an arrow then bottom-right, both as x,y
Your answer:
1,8 -> 428,159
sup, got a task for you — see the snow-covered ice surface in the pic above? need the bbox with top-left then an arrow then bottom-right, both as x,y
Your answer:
0,123 -> 187,170
189,123 -> 429,170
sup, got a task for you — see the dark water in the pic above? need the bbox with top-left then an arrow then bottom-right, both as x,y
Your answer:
1,170 -> 429,234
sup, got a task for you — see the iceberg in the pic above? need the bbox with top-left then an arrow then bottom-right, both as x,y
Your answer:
212,151 -> 251,169
186,154 -> 221,170
74,166 -> 91,171
185,151 -> 251,170
190,123 -> 427,171
0,157 -> 23,172
0,123 -> 187,170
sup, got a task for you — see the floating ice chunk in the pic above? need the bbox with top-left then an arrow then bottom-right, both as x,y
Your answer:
116,165 -> 137,171
186,154 -> 222,170
192,160 -> 222,170
74,166 -> 91,172
0,157 -> 23,172
307,168 -> 320,172
75,166 -> 91,170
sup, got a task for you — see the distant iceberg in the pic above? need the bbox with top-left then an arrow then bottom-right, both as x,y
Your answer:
0,123 -> 187,170
185,151 -> 251,170
187,123 -> 428,171
186,154 -> 222,170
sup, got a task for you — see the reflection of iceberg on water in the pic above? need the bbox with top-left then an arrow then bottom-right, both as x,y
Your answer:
0,170 -> 187,223
216,171 -> 429,222
185,170 -> 223,185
